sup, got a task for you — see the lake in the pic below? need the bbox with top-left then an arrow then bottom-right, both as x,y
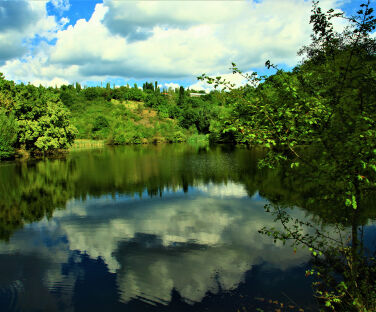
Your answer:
0,144 -> 374,311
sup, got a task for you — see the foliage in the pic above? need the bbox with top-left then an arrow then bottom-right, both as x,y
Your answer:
186,133 -> 209,145
0,74 -> 77,155
200,0 -> 376,210
14,85 -> 77,151
61,79 -> 230,145
2,69 -> 236,153
198,1 -> 376,311
92,115 -> 109,134
0,109 -> 18,159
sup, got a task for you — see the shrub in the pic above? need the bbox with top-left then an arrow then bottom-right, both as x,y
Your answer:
92,116 -> 109,132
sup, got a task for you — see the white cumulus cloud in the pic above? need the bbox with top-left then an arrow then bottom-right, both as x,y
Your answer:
0,0 -> 347,84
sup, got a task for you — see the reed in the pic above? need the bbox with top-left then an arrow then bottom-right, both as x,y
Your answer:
70,139 -> 105,150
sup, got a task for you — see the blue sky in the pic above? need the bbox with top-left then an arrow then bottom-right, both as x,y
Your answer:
0,0 -> 371,91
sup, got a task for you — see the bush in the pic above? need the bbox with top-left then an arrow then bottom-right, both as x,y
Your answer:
108,121 -> 143,145
92,116 -> 109,132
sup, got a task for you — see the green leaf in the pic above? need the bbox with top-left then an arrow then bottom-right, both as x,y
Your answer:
352,195 -> 357,210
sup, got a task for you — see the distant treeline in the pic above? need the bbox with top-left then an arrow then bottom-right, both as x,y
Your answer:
58,80 -> 229,145
0,74 -> 232,159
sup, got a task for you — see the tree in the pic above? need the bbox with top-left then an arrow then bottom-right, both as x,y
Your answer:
260,3 -> 376,310
0,75 -> 77,154
200,0 -> 376,209
178,86 -> 185,106
75,82 -> 81,92
200,1 -> 376,310
0,109 -> 17,159
14,86 -> 77,152
143,82 -> 154,92
83,87 -> 100,101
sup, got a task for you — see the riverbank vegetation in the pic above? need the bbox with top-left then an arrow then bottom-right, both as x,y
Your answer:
0,72 -> 231,159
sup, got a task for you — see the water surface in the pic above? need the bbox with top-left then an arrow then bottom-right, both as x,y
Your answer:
0,144 -> 350,311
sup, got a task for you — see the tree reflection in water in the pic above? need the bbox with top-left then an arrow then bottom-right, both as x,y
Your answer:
0,144 -> 375,311
259,160 -> 376,311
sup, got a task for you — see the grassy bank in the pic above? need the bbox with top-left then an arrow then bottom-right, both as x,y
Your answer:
70,99 -> 190,145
